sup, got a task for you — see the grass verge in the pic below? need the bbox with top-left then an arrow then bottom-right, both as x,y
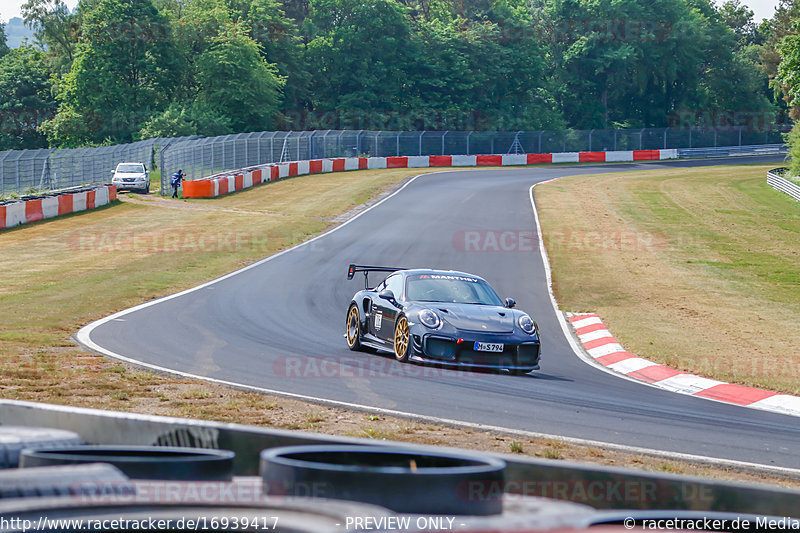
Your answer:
537,163 -> 800,394
0,164 -> 798,489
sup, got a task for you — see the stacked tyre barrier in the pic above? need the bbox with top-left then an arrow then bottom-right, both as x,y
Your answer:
0,185 -> 117,231
182,150 -> 679,199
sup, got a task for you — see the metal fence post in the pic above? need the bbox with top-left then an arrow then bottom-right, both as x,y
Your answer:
442,131 -> 448,155
467,131 -> 472,155
0,152 -> 9,197
419,131 -> 424,156
159,147 -> 167,194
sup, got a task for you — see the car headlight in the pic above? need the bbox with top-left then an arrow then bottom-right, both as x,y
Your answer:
518,314 -> 536,335
418,309 -> 441,329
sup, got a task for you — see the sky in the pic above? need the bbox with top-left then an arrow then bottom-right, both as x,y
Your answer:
0,0 -> 785,24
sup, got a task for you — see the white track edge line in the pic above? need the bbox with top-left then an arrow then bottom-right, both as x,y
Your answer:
74,166 -> 798,475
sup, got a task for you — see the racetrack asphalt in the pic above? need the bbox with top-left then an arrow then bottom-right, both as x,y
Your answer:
80,156 -> 800,469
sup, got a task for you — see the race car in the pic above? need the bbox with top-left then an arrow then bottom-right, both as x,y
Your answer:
345,264 -> 541,374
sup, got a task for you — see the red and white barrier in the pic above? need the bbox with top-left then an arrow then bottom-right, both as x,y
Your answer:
0,185 -> 117,231
569,313 -> 800,417
182,149 -> 679,198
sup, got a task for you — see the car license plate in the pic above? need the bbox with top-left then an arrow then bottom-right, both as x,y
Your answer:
474,342 -> 503,352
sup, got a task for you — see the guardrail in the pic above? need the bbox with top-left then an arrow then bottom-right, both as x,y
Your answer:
677,144 -> 787,159
767,168 -> 800,201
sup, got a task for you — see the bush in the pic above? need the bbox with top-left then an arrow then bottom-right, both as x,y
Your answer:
784,122 -> 800,177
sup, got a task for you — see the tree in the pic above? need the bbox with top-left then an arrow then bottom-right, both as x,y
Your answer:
412,6 -> 562,130
761,0 -> 800,111
43,0 -> 180,146
305,0 -> 419,114
194,23 -> 284,131
21,0 -> 80,73
0,24 -> 10,58
718,0 -> 759,47
0,45 -> 57,149
776,20 -> 800,108
784,122 -> 800,175
546,0 -> 771,129
146,0 -> 284,137
247,0 -> 310,110
138,102 -> 232,138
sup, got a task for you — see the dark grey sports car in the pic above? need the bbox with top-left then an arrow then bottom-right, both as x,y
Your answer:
345,264 -> 541,374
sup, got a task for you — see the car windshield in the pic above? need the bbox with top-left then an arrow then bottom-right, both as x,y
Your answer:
405,274 -> 503,305
117,164 -> 144,173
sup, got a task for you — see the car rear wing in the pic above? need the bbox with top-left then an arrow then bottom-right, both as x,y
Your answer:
347,264 -> 406,289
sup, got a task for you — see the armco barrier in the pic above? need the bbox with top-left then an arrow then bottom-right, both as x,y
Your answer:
767,168 -> 800,202
0,185 -> 117,231
182,150 -> 680,199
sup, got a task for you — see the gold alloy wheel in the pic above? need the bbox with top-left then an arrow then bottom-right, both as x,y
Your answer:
394,316 -> 410,361
346,305 -> 360,348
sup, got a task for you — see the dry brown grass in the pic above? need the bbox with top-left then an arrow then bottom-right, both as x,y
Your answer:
537,163 -> 800,393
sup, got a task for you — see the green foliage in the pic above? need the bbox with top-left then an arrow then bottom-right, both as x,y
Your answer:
247,0 -> 310,108
777,23 -> 800,108
784,120 -> 800,176
547,0 -> 772,129
43,0 -> 180,146
138,102 -> 233,138
0,45 -> 57,149
759,0 -> 800,105
7,0 -> 781,146
194,23 -> 284,132
0,24 -> 10,58
306,0 -> 418,113
22,0 -> 79,73
304,0 -> 562,129
718,0 -> 760,47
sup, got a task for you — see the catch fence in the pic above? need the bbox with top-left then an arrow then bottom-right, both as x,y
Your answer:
0,127 -> 788,198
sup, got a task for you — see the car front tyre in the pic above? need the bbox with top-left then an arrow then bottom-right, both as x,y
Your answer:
394,315 -> 411,362
346,303 -> 362,351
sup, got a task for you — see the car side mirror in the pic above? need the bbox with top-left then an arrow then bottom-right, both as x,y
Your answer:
504,298 -> 516,309
379,289 -> 396,302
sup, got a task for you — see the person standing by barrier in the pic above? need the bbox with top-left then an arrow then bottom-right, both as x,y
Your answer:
170,169 -> 185,198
